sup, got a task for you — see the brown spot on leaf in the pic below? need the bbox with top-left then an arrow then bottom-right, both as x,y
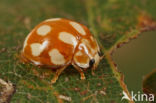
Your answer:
64,77 -> 69,82
24,17 -> 31,29
102,87 -> 107,91
0,48 -> 7,53
98,75 -> 103,79
97,83 -> 102,86
80,90 -> 88,95
138,14 -> 156,31
111,100 -> 115,103
27,93 -> 32,100
73,87 -> 81,92
22,80 -> 35,89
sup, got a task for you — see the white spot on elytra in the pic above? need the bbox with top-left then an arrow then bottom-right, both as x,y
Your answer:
79,43 -> 91,58
45,18 -> 61,22
82,39 -> 96,55
59,32 -> 77,47
48,49 -> 65,65
31,60 -> 41,65
37,25 -> 51,36
30,40 -> 49,56
78,39 -> 95,58
69,21 -> 86,35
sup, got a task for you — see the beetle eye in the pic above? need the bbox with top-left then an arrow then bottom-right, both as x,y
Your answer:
89,59 -> 95,68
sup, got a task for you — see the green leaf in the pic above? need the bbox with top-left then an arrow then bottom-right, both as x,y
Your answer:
143,69 -> 156,100
0,0 -> 156,102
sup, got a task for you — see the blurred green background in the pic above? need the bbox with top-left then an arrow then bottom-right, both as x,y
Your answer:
113,31 -> 156,93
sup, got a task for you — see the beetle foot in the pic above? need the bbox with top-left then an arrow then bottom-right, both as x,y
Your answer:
80,75 -> 86,80
91,70 -> 96,76
51,78 -> 57,84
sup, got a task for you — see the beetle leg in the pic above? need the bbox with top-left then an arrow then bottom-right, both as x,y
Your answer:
51,66 -> 67,84
91,65 -> 96,76
73,65 -> 86,80
20,53 -> 29,63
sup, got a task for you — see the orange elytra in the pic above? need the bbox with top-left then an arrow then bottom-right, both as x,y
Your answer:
21,18 -> 102,83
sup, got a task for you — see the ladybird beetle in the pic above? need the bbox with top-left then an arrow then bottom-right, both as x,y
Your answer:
21,18 -> 102,83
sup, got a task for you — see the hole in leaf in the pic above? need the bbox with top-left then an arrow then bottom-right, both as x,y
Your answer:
112,31 -> 156,93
